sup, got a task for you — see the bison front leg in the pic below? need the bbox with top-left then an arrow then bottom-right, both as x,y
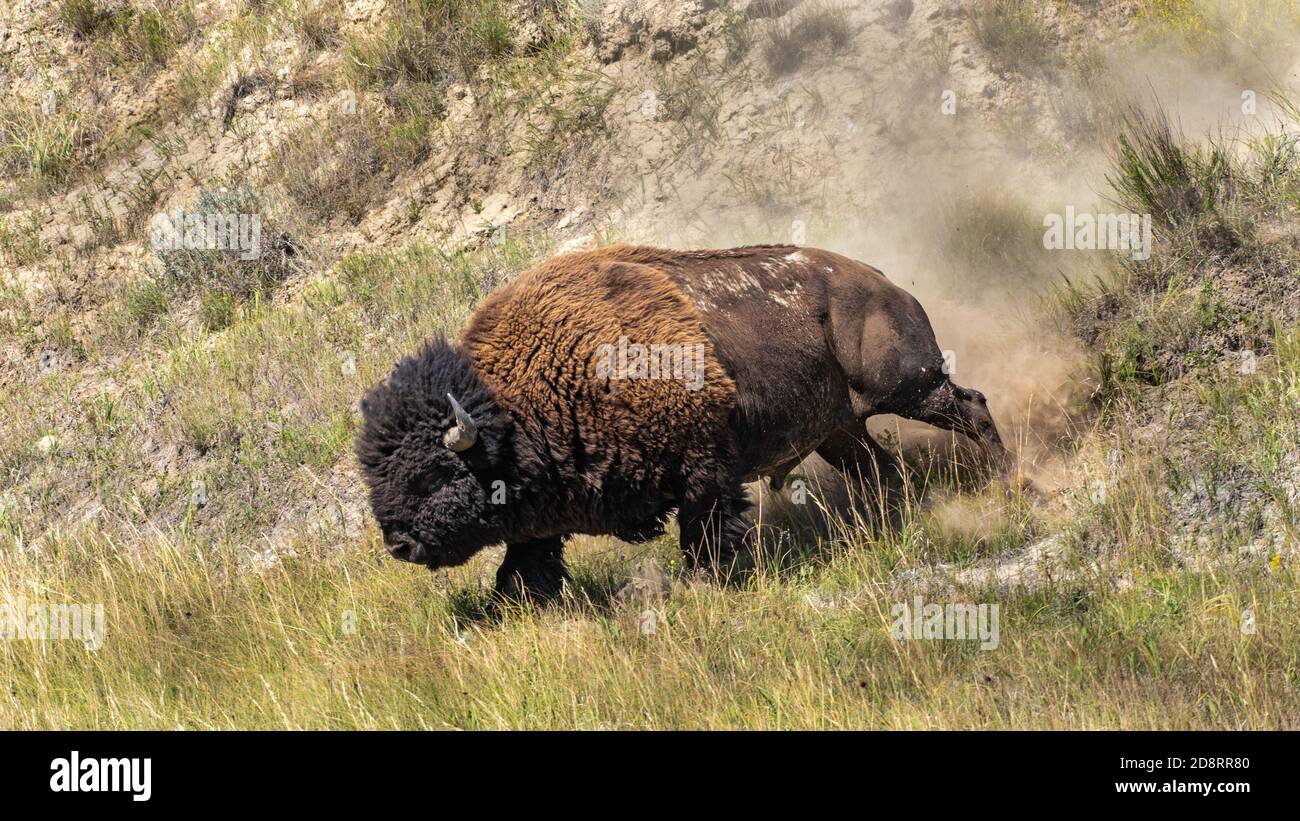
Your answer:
678,482 -> 752,574
494,536 -> 569,605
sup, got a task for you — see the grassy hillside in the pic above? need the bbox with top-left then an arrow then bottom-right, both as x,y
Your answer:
1,0 -> 1298,728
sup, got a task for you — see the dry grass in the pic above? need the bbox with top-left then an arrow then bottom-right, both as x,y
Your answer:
272,91 -> 437,223
969,0 -> 1056,74
762,2 -> 852,77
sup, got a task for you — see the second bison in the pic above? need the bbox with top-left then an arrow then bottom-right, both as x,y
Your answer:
356,244 -> 1008,601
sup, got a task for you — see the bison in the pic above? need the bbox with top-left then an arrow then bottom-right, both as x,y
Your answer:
356,244 -> 1009,602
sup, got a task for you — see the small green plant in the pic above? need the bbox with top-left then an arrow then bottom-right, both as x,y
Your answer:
58,0 -> 111,37
199,291 -> 239,332
121,277 -> 170,331
970,0 -> 1054,74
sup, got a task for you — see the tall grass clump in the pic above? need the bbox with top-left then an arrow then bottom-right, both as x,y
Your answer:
762,2 -> 852,76
91,1 -> 199,68
288,0 -> 344,51
0,103 -> 98,188
969,0 -> 1055,74
1062,97 -> 1300,400
343,0 -> 515,89
58,0 -> 111,37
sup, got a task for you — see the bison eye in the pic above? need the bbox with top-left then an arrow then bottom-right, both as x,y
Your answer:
409,472 -> 448,496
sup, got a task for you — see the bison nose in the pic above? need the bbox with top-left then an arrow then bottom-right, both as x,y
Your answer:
384,530 -> 426,563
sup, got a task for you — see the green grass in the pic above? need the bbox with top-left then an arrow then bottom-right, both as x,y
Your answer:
342,0 -> 517,89
2,358 -> 1297,728
2,220 -> 1297,726
969,0 -> 1055,74
120,276 -> 170,332
0,103 -> 97,188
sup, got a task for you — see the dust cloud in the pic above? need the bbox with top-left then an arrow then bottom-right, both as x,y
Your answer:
601,0 -> 1300,494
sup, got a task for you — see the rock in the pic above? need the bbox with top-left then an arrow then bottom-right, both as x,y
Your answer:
637,609 -> 659,635
613,557 -> 673,606
588,0 -> 709,63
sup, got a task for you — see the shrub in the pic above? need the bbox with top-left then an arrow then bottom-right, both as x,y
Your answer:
273,90 -> 436,222
970,0 -> 1054,74
763,2 -> 852,76
155,188 -> 298,306
343,0 -> 515,89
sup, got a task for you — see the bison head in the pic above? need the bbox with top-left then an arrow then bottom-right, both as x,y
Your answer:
356,337 -> 513,569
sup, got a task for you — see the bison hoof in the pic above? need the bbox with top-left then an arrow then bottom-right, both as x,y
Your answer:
494,555 -> 569,606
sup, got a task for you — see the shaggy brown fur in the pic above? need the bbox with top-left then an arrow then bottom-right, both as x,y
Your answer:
462,249 -> 741,538
356,244 -> 1007,602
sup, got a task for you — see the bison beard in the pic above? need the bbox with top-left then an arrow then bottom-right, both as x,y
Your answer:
356,244 -> 1010,603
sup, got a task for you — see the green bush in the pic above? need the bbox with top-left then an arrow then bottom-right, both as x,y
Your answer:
155,188 -> 297,307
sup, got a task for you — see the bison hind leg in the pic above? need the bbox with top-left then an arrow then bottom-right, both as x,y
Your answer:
816,425 -> 902,492
494,536 -> 569,605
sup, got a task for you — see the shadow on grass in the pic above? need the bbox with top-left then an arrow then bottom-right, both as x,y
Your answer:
442,433 -> 1005,623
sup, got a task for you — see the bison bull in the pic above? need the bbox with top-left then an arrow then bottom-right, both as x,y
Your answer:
357,244 -> 1009,602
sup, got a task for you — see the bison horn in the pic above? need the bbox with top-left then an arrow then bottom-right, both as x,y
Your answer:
443,393 -> 478,452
